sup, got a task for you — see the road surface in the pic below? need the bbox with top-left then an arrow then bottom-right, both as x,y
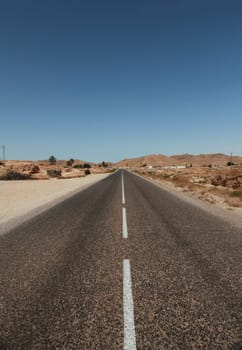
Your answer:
0,170 -> 241,349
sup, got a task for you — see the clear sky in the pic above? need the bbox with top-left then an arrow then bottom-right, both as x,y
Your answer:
0,0 -> 242,162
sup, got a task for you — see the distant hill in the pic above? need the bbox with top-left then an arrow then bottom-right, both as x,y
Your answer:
115,153 -> 242,167
115,154 -> 174,168
170,153 -> 242,166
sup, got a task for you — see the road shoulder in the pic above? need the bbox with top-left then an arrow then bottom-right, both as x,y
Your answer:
0,173 -> 112,235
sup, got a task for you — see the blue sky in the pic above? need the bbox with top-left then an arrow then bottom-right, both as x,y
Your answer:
0,0 -> 242,162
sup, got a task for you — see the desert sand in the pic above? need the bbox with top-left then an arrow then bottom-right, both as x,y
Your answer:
0,173 -> 111,234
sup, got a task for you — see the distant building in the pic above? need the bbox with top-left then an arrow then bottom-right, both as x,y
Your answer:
162,165 -> 187,170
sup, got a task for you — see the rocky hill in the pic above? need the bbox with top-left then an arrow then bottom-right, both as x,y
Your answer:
170,153 -> 242,166
115,154 -> 174,168
115,153 -> 242,168
0,160 -> 111,180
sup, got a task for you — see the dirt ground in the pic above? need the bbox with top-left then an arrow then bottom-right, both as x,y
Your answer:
134,165 -> 242,210
0,160 -> 113,180
0,173 -> 111,234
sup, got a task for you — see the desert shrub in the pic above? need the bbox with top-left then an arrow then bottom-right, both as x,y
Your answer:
85,169 -> 91,175
230,191 -> 242,198
48,155 -> 57,165
47,169 -> 62,178
66,158 -> 74,167
105,168 -> 116,173
159,174 -> 171,179
83,163 -> 91,169
0,171 -> 31,180
171,176 -> 191,187
73,164 -> 83,169
211,175 -> 227,187
227,161 -> 234,166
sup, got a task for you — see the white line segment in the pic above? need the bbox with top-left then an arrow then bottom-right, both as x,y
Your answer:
122,208 -> 128,239
122,172 -> 125,205
123,259 -> 137,350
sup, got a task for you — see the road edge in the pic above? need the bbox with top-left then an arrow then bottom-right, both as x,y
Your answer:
130,170 -> 242,230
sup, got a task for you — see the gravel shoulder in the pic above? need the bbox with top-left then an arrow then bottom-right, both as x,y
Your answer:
133,171 -> 242,230
0,173 -> 111,235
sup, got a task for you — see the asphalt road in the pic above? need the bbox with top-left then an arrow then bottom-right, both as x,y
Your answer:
0,170 -> 241,349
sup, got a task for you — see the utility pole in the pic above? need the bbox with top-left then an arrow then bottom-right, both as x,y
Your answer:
1,145 -> 5,164
228,152 -> 233,173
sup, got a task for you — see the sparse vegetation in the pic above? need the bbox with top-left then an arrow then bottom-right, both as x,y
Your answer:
66,158 -> 74,167
48,155 -> 57,165
104,168 -> 116,173
230,191 -> 242,198
85,169 -> 91,175
47,169 -> 62,178
0,170 -> 31,180
73,163 -> 91,169
134,165 -> 242,208
0,158 -> 112,182
83,163 -> 91,169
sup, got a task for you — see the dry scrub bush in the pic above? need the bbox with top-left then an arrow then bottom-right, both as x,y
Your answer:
47,169 -> 62,178
0,170 -> 31,180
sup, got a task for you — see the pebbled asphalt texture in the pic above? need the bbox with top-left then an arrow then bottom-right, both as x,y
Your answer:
0,170 -> 241,349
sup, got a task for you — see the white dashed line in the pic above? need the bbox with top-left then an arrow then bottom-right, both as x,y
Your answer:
122,172 -> 125,205
123,259 -> 136,350
122,172 -> 128,238
122,208 -> 128,239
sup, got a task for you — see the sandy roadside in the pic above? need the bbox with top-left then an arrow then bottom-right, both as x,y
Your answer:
0,173 -> 112,235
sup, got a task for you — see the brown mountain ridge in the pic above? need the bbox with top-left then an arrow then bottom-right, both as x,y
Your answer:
115,153 -> 242,167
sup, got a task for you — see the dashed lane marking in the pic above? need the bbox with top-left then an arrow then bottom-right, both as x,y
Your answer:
122,208 -> 128,239
122,172 -> 125,205
123,259 -> 136,350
